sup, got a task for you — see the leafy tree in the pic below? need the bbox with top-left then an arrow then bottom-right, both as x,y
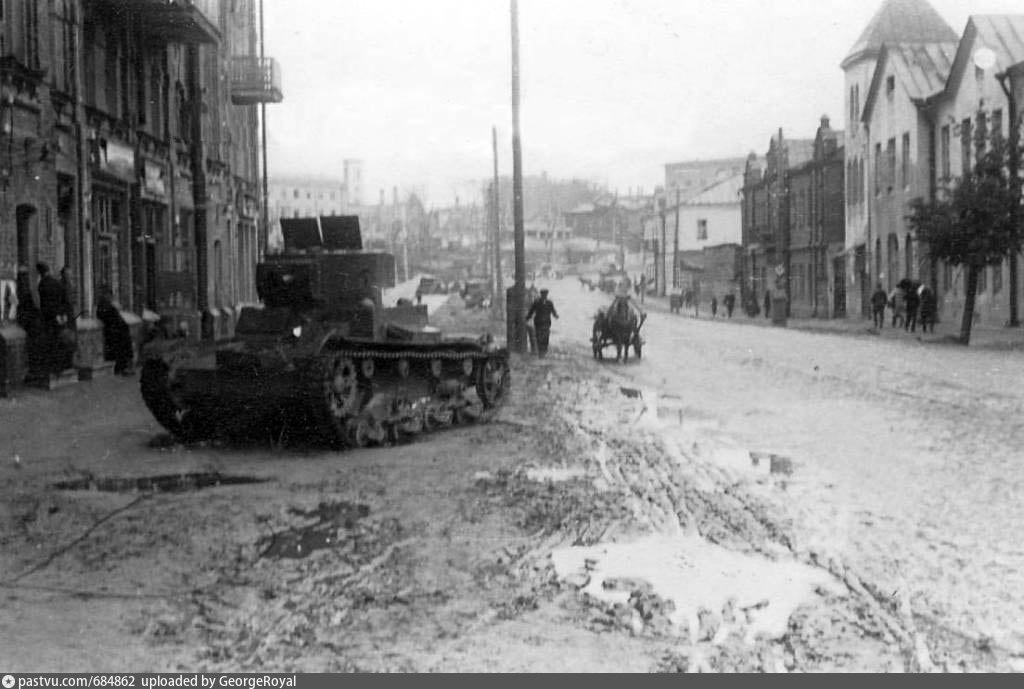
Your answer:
907,133 -> 1022,345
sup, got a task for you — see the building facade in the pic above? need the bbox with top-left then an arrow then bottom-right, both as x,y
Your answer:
786,117 -> 846,318
840,0 -> 958,318
921,16 -> 1024,328
0,0 -> 280,390
741,131 -> 814,314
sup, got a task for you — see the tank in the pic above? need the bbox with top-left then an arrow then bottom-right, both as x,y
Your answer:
139,216 -> 510,447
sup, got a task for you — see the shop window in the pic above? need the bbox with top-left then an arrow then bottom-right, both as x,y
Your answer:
697,219 -> 708,241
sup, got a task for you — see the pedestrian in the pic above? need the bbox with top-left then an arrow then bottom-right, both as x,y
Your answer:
904,282 -> 919,333
888,286 -> 906,329
525,288 -> 559,358
15,266 -> 45,381
764,290 -> 772,318
711,296 -> 718,318
724,292 -> 736,318
97,285 -> 135,375
415,287 -> 423,305
919,284 -> 937,334
36,262 -> 68,375
870,283 -> 888,329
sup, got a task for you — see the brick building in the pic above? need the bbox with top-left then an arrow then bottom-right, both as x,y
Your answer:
0,0 -> 281,391
785,117 -> 846,318
741,130 -> 814,313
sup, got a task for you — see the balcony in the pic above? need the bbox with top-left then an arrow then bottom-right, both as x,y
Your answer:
229,56 -> 283,105
127,0 -> 221,45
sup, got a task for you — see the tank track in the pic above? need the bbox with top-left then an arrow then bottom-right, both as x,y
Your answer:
140,344 -> 511,449
307,345 -> 511,449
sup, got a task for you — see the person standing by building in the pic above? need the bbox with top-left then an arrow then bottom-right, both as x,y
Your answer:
904,282 -> 920,333
37,263 -> 68,375
97,285 -> 135,376
723,292 -> 736,318
526,288 -> 559,358
764,290 -> 772,319
711,296 -> 718,318
870,283 -> 888,330
888,286 -> 906,329
918,284 -> 937,334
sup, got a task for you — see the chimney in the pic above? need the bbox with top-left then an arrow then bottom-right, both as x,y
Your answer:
821,114 -> 830,130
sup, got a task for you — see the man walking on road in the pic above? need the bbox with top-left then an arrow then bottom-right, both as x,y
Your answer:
870,283 -> 888,330
526,288 -> 559,358
723,292 -> 736,318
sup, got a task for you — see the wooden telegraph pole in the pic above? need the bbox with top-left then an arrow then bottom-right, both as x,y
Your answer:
492,126 -> 503,316
673,188 -> 680,289
509,0 -> 526,353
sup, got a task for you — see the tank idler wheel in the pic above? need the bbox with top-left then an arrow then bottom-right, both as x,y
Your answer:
140,358 -> 215,443
347,415 -> 384,449
476,356 -> 511,409
318,354 -> 365,448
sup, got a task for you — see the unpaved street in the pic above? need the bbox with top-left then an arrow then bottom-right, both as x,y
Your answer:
1,284 -> 1022,671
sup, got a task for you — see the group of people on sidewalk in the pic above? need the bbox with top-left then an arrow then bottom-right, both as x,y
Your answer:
14,263 -> 78,381
870,281 -> 937,334
10,262 -> 137,385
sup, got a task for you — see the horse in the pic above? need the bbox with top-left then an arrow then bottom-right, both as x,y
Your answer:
592,297 -> 645,363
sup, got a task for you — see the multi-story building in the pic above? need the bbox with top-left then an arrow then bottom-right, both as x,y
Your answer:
920,16 -> 1024,327
664,157 -> 748,204
841,0 -> 957,318
267,176 -> 345,251
741,130 -> 814,312
343,159 -> 363,207
786,116 -> 846,318
0,0 -> 281,391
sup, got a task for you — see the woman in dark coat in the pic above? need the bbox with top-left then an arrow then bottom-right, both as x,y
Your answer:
918,285 -> 938,334
15,266 -> 45,379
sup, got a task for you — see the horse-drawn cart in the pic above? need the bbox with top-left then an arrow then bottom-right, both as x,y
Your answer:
592,295 -> 646,362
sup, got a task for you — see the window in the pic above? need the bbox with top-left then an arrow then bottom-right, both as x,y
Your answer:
293,189 -> 299,199
901,133 -> 910,188
993,110 -> 1003,144
22,0 -> 40,69
940,125 -> 951,180
943,261 -> 952,291
875,143 -> 883,194
886,138 -> 896,192
977,112 -> 988,155
886,75 -> 895,97
978,266 -> 987,294
697,219 -> 708,241
962,118 -> 973,176
994,262 -> 1003,294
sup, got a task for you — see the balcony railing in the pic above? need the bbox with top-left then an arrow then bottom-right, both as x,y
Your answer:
133,0 -> 221,45
229,56 -> 283,105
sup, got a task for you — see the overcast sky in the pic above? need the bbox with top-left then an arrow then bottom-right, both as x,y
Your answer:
263,0 -> 1023,207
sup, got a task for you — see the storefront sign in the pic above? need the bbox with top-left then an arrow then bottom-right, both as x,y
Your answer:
143,160 -> 166,197
92,138 -> 135,182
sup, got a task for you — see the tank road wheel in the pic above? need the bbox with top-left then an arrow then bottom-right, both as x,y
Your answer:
476,356 -> 511,410
140,358 -> 215,443
317,354 -> 365,447
346,414 -> 383,449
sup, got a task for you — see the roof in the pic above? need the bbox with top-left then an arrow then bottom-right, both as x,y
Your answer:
861,41 -> 957,120
786,139 -> 816,168
843,0 -> 957,68
684,173 -> 744,206
937,15 -> 1024,102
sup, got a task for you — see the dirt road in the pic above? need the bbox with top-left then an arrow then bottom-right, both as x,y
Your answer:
1,285 -> 1019,671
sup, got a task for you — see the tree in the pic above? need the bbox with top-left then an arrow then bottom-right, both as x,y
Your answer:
907,134 -> 1022,345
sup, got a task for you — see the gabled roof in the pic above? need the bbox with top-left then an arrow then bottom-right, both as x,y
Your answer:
861,41 -> 957,122
936,15 -> 1024,103
842,0 -> 957,68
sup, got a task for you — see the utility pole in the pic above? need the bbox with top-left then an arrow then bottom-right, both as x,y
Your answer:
659,197 -> 667,297
673,188 -> 680,289
259,0 -> 269,260
657,197 -> 666,297
509,0 -> 526,353
492,126 -> 503,316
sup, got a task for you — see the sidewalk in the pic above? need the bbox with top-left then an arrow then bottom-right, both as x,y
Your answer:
636,292 -> 1024,351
